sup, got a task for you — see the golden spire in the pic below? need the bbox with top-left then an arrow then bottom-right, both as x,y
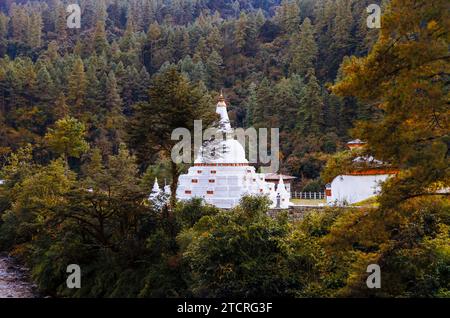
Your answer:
218,89 -> 225,103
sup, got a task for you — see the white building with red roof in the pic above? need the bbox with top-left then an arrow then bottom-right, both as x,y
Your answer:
326,140 -> 398,206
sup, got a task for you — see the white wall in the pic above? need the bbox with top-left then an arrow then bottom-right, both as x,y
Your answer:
176,165 -> 278,209
327,174 -> 391,205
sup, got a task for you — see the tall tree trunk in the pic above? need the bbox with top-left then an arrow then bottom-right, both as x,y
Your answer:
169,161 -> 180,215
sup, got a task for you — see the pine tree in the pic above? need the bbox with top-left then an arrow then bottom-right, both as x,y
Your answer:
180,29 -> 191,57
55,4 -> 67,47
45,116 -> 89,164
244,82 -> 258,127
232,0 -> 240,18
92,20 -> 109,55
73,39 -> 84,57
97,71 -> 109,110
105,71 -> 122,112
0,13 -> 8,41
120,18 -> 136,51
10,5 -> 28,43
272,77 -> 298,131
353,0 -> 381,55
206,26 -> 223,53
22,59 -> 38,104
95,0 -> 108,24
105,71 -> 124,151
297,69 -> 324,135
193,37 -> 209,62
245,12 -> 260,56
165,29 -> 177,62
255,9 -> 265,29
122,66 -> 139,110
114,61 -> 126,93
147,22 -> 161,46
135,67 -> 151,102
140,0 -> 154,31
254,78 -> 274,128
332,0 -> 450,207
323,91 -> 341,134
82,0 -> 100,29
67,58 -> 87,117
53,92 -> 69,120
27,12 -> 43,48
179,55 -> 195,77
82,147 -> 105,187
333,0 -> 353,50
191,61 -> 207,84
36,65 -> 55,107
43,41 -> 60,62
234,12 -> 249,51
109,0 -> 123,29
290,17 -> 318,76
128,66 -> 216,209
275,0 -> 301,34
206,50 -> 223,90
84,63 -> 101,114
314,0 -> 340,81
147,22 -> 162,71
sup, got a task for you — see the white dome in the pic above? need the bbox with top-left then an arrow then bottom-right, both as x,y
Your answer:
195,138 -> 248,164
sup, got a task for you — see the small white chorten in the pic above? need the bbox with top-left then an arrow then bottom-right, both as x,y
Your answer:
149,178 -> 170,209
149,178 -> 161,200
274,176 -> 290,209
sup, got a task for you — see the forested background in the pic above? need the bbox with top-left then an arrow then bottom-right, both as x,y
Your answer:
0,0 -> 383,190
0,0 -> 448,298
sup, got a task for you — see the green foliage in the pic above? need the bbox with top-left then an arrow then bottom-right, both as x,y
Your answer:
322,197 -> 450,297
297,69 -> 324,135
0,158 -> 75,251
0,0 -> 381,185
321,150 -> 354,183
302,179 -> 323,192
180,196 -> 288,297
0,0 -> 447,300
332,0 -> 449,208
1,145 -> 448,298
175,198 -> 220,229
67,58 -> 87,116
128,66 -> 216,207
290,17 -> 317,76
0,144 -> 178,297
45,116 -> 89,161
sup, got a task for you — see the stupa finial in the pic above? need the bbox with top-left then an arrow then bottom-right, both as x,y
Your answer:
218,89 -> 225,103
152,178 -> 160,193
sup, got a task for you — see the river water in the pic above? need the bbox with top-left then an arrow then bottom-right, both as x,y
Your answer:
0,255 -> 37,298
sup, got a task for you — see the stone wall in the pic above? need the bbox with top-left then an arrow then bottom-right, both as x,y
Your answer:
267,205 -> 326,221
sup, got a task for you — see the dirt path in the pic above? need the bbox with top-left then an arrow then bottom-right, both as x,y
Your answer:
0,255 -> 37,298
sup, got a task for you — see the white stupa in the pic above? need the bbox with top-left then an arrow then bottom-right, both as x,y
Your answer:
175,92 -> 291,209
274,176 -> 290,208
148,178 -> 170,209
149,178 -> 160,199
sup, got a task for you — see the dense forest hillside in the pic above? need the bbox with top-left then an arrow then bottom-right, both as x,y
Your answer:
0,0 -> 448,299
0,0 -> 382,190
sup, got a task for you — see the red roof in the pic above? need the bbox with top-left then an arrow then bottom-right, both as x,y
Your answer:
347,169 -> 399,176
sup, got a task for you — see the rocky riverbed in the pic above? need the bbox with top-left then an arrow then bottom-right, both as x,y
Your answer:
0,254 -> 38,298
